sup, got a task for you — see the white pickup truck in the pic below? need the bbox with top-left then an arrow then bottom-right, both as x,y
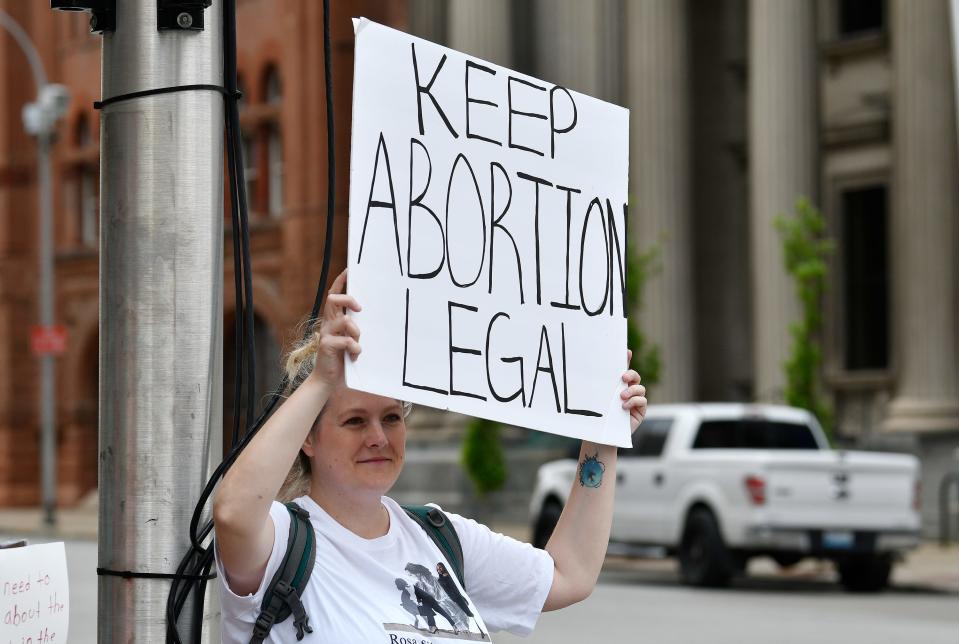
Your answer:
530,404 -> 921,591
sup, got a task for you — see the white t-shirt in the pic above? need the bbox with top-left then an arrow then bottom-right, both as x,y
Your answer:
215,495 -> 554,643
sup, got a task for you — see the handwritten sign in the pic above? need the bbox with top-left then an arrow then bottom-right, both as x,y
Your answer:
346,19 -> 631,447
0,542 -> 69,643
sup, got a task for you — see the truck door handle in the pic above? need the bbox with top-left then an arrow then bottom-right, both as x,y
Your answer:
653,472 -> 665,487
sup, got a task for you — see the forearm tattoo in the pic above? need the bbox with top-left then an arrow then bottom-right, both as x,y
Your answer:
577,452 -> 606,488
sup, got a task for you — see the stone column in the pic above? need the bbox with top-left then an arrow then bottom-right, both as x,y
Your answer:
691,0 -> 751,401
534,0 -> 621,102
625,0 -> 695,402
748,0 -> 817,401
447,0 -> 512,66
885,0 -> 959,432
408,0 -> 448,44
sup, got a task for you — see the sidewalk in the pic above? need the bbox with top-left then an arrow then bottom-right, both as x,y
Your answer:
0,493 -> 98,542
2,502 -> 957,593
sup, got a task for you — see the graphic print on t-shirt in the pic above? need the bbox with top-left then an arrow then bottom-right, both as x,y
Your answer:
383,560 -> 489,641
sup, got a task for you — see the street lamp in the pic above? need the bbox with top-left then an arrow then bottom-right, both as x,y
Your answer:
0,9 -> 71,526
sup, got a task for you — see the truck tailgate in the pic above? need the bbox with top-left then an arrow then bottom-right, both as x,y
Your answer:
760,451 -> 919,531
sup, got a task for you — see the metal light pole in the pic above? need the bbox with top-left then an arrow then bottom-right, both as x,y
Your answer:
952,0 -> 959,152
96,0 -> 223,640
0,9 -> 70,528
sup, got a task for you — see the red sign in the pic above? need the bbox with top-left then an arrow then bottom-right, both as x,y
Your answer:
31,325 -> 67,356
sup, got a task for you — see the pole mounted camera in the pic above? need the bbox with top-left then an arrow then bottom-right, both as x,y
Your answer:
51,1 -> 212,33
50,0 -> 115,33
156,1 -> 213,32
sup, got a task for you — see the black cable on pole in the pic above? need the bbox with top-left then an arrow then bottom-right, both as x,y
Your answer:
221,0 -> 256,446
225,91 -> 247,451
166,0 -> 338,639
235,104 -> 257,443
93,84 -> 239,110
311,0 -> 337,322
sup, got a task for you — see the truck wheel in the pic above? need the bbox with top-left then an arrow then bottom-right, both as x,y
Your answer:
772,553 -> 804,569
532,499 -> 562,549
679,508 -> 734,588
837,554 -> 892,592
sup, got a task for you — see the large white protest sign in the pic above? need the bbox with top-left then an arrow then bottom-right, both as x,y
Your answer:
346,19 -> 631,447
1,542 -> 69,643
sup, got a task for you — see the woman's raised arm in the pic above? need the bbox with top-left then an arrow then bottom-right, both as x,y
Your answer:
542,357 -> 647,610
212,270 -> 361,595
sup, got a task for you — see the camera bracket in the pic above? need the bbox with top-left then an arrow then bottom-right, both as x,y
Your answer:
50,0 -> 116,34
157,0 -> 213,32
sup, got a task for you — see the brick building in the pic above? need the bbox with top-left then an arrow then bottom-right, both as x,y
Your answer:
0,0 -> 407,505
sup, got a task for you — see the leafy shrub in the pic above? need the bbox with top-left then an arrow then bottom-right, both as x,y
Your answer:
774,198 -> 834,442
461,417 -> 507,496
627,243 -> 662,386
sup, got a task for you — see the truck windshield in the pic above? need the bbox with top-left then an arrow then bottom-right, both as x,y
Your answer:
619,418 -> 673,457
692,419 -> 820,450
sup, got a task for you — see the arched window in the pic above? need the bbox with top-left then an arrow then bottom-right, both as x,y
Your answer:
233,73 -> 256,211
72,114 -> 99,248
234,65 -> 284,219
265,67 -> 282,105
267,124 -> 283,218
76,114 -> 90,147
263,67 -> 284,218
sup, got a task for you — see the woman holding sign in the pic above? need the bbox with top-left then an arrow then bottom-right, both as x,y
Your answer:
213,270 -> 647,642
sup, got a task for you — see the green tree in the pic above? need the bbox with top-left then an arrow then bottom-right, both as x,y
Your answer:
461,417 -> 507,496
626,243 -> 662,386
774,198 -> 834,441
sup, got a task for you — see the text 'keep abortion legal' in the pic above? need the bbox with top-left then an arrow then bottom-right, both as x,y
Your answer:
346,19 -> 631,447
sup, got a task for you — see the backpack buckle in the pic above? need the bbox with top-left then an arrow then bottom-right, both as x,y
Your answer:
253,612 -> 276,640
293,612 -> 314,640
274,580 -> 293,597
426,508 -> 446,528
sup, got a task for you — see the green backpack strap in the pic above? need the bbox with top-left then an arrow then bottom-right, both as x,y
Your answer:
402,505 -> 465,588
250,502 -> 316,644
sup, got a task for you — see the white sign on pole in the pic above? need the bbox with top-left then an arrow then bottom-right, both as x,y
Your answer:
346,19 -> 631,447
0,542 -> 69,643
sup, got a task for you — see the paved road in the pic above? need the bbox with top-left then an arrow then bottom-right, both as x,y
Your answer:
36,539 -> 959,643
498,566 -> 959,644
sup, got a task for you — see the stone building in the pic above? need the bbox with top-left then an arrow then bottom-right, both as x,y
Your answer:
1,0 -> 957,535
401,0 -> 959,532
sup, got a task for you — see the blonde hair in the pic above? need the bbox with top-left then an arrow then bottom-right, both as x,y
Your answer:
277,319 -> 323,502
275,317 -> 412,502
